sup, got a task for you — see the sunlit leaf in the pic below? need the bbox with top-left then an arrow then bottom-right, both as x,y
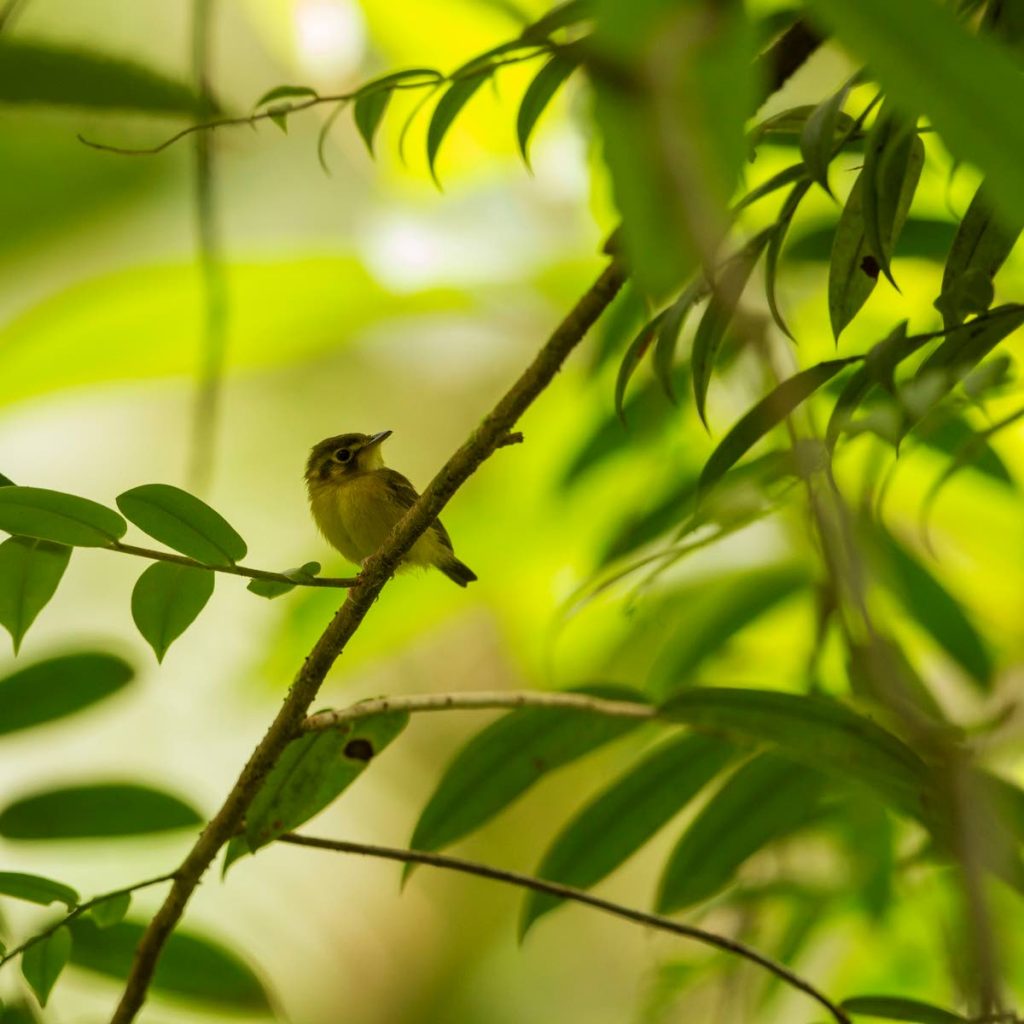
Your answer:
427,72 -> 489,185
89,892 -> 130,929
732,163 -> 807,215
841,995 -> 966,1023
353,88 -> 391,156
0,783 -> 202,839
653,278 -> 707,402
253,84 -> 318,107
68,918 -> 271,1011
131,562 -> 215,662
0,537 -> 70,652
116,483 -> 247,566
517,52 -> 579,168
409,685 -> 648,858
246,561 -> 321,599
0,487 -> 125,547
21,927 -> 70,1008
799,73 -> 859,196
522,0 -> 594,39
765,181 -> 812,339
0,652 -> 134,737
657,754 -> 828,911
0,872 -> 77,908
522,733 -> 736,933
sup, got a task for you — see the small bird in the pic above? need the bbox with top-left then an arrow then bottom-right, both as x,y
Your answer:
305,430 -> 477,587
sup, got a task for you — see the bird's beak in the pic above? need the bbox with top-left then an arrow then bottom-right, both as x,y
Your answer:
364,430 -> 392,450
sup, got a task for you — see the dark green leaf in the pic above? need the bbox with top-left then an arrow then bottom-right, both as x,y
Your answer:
353,88 -> 391,156
353,68 -> 443,96
800,74 -> 858,195
517,52 -> 579,167
116,483 -> 247,566
0,872 -> 77,908
841,995 -> 966,1023
656,754 -> 828,912
68,918 -> 271,1011
427,73 -> 489,185
21,927 -> 70,1008
659,688 -> 930,818
522,733 -> 736,933
653,278 -> 708,402
0,537 -> 70,652
0,487 -> 126,547
410,685 -> 648,857
692,229 -> 774,425
0,1003 -> 39,1024
268,109 -> 288,133
790,217 -> 955,266
614,312 -> 663,420
698,359 -> 860,501
0,473 -> 13,487
0,40 -> 208,114
253,84 -> 318,107
246,561 -> 321,599
588,282 -> 646,375
732,163 -> 807,214
522,0 -> 594,39
0,652 -> 134,738
0,783 -> 202,839
765,181 -> 812,339
89,892 -> 130,929
131,562 -> 215,662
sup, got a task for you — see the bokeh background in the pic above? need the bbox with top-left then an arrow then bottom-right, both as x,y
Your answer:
1,1 -> 1023,1022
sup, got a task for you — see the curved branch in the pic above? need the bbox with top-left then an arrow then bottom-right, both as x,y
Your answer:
276,832 -> 851,1024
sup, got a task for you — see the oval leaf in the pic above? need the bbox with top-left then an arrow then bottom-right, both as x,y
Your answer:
89,891 -> 130,929
246,561 -> 321,599
841,995 -> 966,1023
427,72 -> 489,185
0,783 -> 202,840
21,927 -> 71,1008
657,754 -> 829,912
0,487 -> 125,547
517,52 -> 579,167
353,88 -> 391,156
0,652 -> 134,738
116,483 -> 246,566
0,872 -> 77,908
131,562 -> 215,662
522,733 -> 736,934
0,537 -> 71,653
410,685 -> 649,857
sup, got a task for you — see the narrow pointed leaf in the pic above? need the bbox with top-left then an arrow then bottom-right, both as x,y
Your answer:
522,733 -> 736,933
253,84 -> 317,107
0,472 -> 13,487
410,685 -> 648,856
427,73 -> 489,184
0,652 -> 134,738
0,537 -> 70,652
732,163 -> 807,214
0,487 -> 125,547
614,312 -> 663,420
89,892 -> 130,929
522,0 -> 594,39
353,88 -> 391,155
0,872 -> 77,908
765,180 -> 812,339
840,995 -> 966,1023
517,52 -> 579,167
21,927 -> 70,1008
698,359 -> 860,501
656,754 -> 828,912
0,783 -> 202,839
116,484 -> 246,566
800,75 -> 858,195
653,278 -> 708,402
131,562 -> 215,662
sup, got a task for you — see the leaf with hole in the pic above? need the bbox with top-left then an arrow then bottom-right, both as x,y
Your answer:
657,754 -> 829,912
0,872 -> 77,908
0,783 -> 202,840
0,537 -> 70,652
21,927 -> 70,1008
427,73 -> 489,185
517,52 -> 579,168
353,88 -> 391,156
0,652 -> 134,738
840,995 -> 966,1023
522,733 -> 736,934
131,562 -> 215,662
116,483 -> 246,566
0,487 -> 125,547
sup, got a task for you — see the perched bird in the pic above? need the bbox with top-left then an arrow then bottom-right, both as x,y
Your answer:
305,430 -> 477,587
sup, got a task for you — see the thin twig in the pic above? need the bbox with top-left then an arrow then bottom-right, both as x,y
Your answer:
107,541 -> 357,588
276,833 -> 851,1024
0,872 -> 177,970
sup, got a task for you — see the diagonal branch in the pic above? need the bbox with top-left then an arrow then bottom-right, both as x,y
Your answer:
275,832 -> 851,1024
108,258 -> 627,1023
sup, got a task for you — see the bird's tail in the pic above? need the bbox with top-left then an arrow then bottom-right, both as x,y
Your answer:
439,557 -> 477,587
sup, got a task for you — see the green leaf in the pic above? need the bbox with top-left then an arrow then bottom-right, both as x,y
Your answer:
522,0 -> 594,39
131,562 -> 215,662
653,278 -> 708,402
89,891 -> 130,929
521,733 -> 735,934
656,754 -> 828,912
938,183 -> 1022,329
0,652 -> 134,738
21,927 -> 71,1008
427,73 -> 489,185
268,109 -> 288,133
799,74 -> 859,195
409,685 -> 648,857
0,1003 -> 40,1024
0,473 -> 13,486
659,688 -> 930,818
732,163 -> 807,215
0,39 -> 209,114
353,88 -> 391,156
516,52 -> 579,167
116,483 -> 247,566
692,229 -> 774,426
697,359 -> 860,502
0,783 -> 202,839
765,181 -> 812,339
0,487 -> 126,547
253,84 -> 318,107
246,561 -> 321,599
840,995 -> 966,1023
806,0 -> 1024,229
0,872 -> 77,908
241,712 -> 408,856
68,917 -> 271,1011
0,537 -> 70,652
614,312 -> 663,420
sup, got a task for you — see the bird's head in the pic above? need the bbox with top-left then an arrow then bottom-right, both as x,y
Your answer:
305,430 -> 392,484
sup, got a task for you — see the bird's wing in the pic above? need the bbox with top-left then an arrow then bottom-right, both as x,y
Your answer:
379,469 -> 454,551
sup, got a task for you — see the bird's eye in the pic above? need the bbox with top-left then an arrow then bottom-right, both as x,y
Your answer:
334,448 -> 351,464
